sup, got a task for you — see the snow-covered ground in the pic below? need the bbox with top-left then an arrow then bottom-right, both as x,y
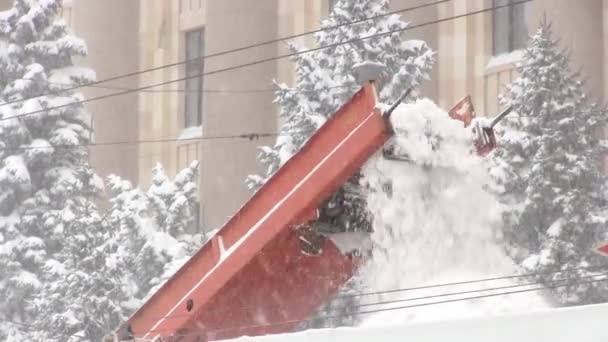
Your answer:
355,99 -> 550,326
232,303 -> 608,342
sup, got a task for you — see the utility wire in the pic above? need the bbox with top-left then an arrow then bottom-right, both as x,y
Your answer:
1,320 -> 87,341
209,274 -> 608,335
31,7 -> 551,98
0,109 -> 603,155
0,0 -> 451,108
266,274 -> 607,332
7,268 -> 601,339
335,264 -> 608,300
0,130 -> 316,156
140,273 -> 608,338
0,0 -> 532,124
352,271 -> 608,310
35,79 -> 352,95
117,264 -> 607,328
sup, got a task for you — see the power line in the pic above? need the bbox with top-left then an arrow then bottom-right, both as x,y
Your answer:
2,320 -> 33,328
211,274 -> 608,334
0,130 -> 315,156
0,109 -> 602,155
352,271 -> 608,310
1,320 -> 87,340
335,264 -> 608,300
36,79 -> 352,95
140,273 -> 608,338
4,267 -> 607,340
118,264 -> 607,329
0,0 -> 451,109
285,274 -> 607,332
0,0 -> 532,124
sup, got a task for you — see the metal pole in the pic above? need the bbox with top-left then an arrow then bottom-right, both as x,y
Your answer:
385,88 -> 413,119
490,106 -> 513,128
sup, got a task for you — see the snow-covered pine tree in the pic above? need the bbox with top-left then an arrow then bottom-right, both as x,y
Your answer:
0,0 -> 113,340
491,19 -> 608,304
141,161 -> 206,298
248,0 -> 433,187
105,174 -> 155,313
107,161 -> 205,311
0,1 -> 205,340
32,162 -> 204,341
147,161 -> 200,238
248,0 -> 433,327
34,169 -> 126,342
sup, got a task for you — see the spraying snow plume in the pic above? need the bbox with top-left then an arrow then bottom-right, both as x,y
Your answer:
358,99 -> 551,326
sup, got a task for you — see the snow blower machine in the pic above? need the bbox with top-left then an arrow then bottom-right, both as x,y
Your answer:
109,65 -> 511,342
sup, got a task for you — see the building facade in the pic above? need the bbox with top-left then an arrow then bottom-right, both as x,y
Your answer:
133,0 -> 333,230
1,0 -> 606,231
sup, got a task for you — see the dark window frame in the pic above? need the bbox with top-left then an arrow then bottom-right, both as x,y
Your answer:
184,28 -> 205,128
192,200 -> 201,233
492,0 -> 528,55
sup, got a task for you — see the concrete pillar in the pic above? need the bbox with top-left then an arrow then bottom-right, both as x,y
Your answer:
200,0 -> 280,229
72,0 -> 140,183
391,0 -> 440,102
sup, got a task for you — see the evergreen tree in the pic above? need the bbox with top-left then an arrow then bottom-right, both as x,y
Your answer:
248,0 -> 433,186
147,161 -> 200,238
0,1 -> 205,340
107,161 -> 204,307
105,173 -> 153,312
0,0 -> 103,338
34,170 -> 125,342
491,20 -> 608,304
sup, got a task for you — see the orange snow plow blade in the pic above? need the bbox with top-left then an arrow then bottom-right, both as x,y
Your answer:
121,82 -> 391,341
449,95 -> 512,157
448,95 -> 496,155
448,95 -> 476,127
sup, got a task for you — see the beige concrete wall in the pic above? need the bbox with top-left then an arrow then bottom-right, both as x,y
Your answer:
133,0 -> 331,231
432,0 -> 604,116
277,0 -> 324,90
70,0 -> 140,183
392,0 -> 440,101
199,0 -> 281,230
137,0 -> 182,183
433,0 -> 502,115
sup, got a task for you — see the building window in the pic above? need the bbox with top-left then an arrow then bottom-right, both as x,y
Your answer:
192,201 -> 201,233
184,28 -> 204,128
492,0 -> 528,55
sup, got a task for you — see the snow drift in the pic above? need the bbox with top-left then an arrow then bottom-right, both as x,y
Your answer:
356,99 -> 550,326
